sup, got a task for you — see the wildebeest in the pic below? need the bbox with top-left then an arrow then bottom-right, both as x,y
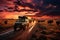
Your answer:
4,20 -> 8,24
48,20 -> 53,24
56,21 -> 60,25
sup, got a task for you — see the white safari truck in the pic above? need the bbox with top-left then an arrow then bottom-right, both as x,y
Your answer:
14,16 -> 29,31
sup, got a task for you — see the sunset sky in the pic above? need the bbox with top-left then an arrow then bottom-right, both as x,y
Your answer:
0,0 -> 60,19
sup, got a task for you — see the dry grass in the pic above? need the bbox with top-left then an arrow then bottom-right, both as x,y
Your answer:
0,19 -> 17,28
0,19 -> 59,29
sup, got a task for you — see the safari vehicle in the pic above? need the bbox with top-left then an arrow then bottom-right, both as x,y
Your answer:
14,16 -> 29,31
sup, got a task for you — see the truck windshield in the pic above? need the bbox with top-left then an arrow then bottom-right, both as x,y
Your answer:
19,19 -> 26,22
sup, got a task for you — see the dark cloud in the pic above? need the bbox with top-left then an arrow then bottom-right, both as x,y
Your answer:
0,0 -> 7,6
44,7 -> 60,16
32,0 -> 60,16
0,0 -> 60,16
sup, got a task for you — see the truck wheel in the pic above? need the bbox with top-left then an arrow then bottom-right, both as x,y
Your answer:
14,26 -> 17,31
23,25 -> 26,30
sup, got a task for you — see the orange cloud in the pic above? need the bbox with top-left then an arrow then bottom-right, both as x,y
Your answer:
26,0 -> 32,3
